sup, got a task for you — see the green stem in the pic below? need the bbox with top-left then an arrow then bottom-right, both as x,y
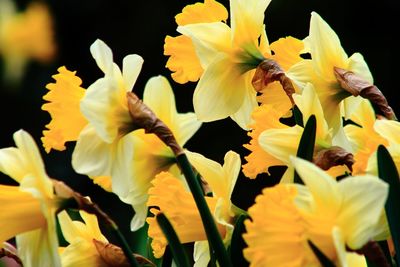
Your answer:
176,154 -> 232,267
156,213 -> 191,267
109,223 -> 140,267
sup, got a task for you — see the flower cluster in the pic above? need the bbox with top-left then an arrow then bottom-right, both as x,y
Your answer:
1,0 -> 399,267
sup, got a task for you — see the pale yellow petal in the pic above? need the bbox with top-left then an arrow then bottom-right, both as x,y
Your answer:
230,0 -> 271,46
175,113 -> 202,146
336,175 -> 388,249
309,12 -> 348,80
230,73 -> 257,129
259,125 -> 303,165
61,238 -> 107,267
122,54 -> 143,92
72,125 -> 113,178
193,54 -> 246,122
143,76 -> 177,128
347,52 -> 373,84
89,39 -> 113,75
374,119 -> 400,144
290,157 -> 341,217
80,77 -> 131,143
193,241 -> 211,267
293,83 -> 329,140
178,22 -> 231,68
186,150 -> 225,196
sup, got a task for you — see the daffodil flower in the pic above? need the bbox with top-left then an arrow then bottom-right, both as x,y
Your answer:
58,210 -> 108,267
147,150 -> 240,265
0,130 -> 61,267
110,76 -> 201,231
289,12 -> 373,139
167,0 -> 304,129
243,157 -> 388,266
71,38 -> 144,205
245,83 -> 349,182
0,0 -> 56,83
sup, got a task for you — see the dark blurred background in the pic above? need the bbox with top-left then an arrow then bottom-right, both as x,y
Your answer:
0,0 -> 397,249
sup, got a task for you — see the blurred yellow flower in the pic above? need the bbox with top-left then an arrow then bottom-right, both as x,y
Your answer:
0,0 -> 56,82
0,130 -> 61,267
58,210 -> 109,267
42,66 -> 88,153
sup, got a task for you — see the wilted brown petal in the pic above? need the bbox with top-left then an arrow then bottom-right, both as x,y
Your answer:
127,92 -> 184,156
252,59 -> 295,105
0,243 -> 23,266
334,67 -> 397,120
93,239 -> 155,267
313,146 -> 354,172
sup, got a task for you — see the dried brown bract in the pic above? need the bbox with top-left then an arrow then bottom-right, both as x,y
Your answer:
252,59 -> 296,105
334,67 -> 397,120
127,92 -> 183,156
313,146 -> 354,172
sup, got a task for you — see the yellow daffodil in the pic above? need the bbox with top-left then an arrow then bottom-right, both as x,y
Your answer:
243,157 -> 387,266
168,0 -> 304,129
344,99 -> 389,174
0,0 -> 56,82
147,150 -> 240,265
0,130 -> 61,267
112,76 -> 201,231
42,66 -> 88,153
71,38 -> 144,204
164,0 -> 228,84
245,83 -> 349,182
58,210 -> 108,267
289,12 -> 373,138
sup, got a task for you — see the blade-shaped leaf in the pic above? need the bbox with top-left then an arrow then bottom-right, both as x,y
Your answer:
294,115 -> 317,184
308,240 -> 335,267
156,213 -> 191,267
229,214 -> 249,267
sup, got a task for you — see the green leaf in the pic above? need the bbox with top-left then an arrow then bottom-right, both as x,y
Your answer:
294,115 -> 316,184
293,105 -> 304,127
308,240 -> 335,267
377,145 -> 400,265
156,213 -> 191,267
229,214 -> 249,267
